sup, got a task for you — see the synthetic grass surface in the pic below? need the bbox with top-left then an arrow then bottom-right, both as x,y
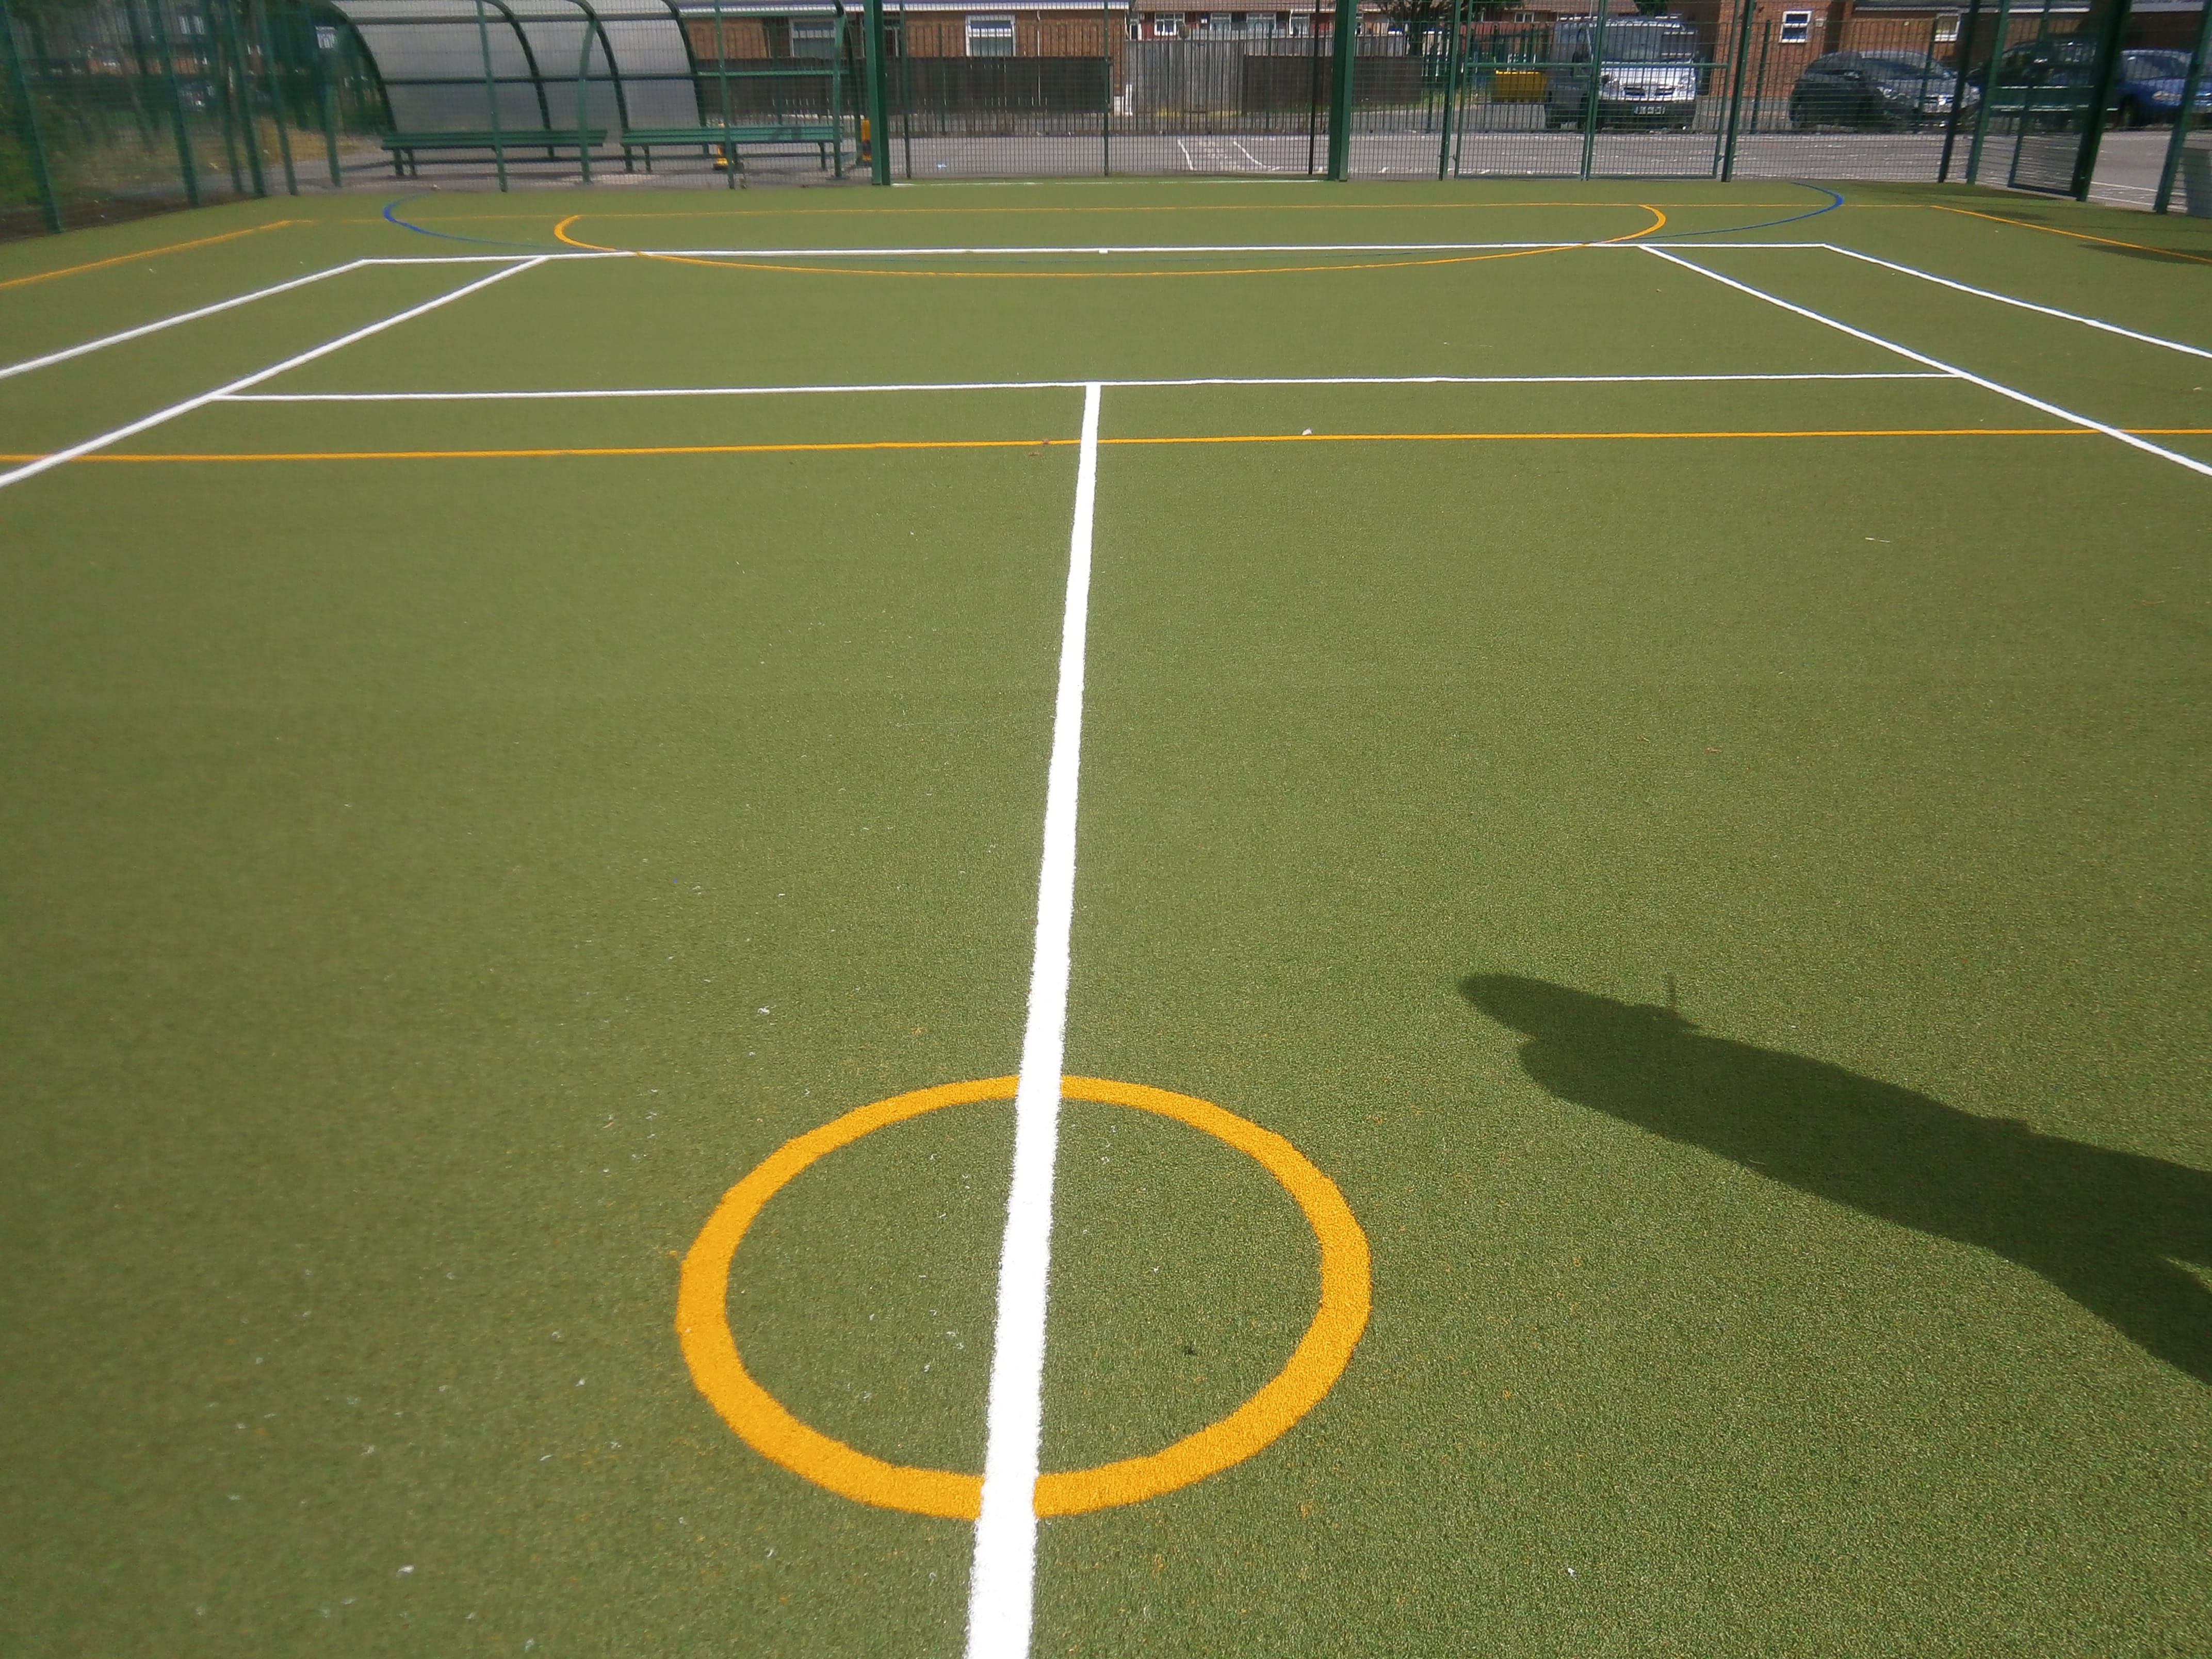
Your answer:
2,179 -> 2207,1658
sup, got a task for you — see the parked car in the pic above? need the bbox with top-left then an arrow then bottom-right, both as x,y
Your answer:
1542,15 -> 1702,131
1788,51 -> 1956,129
2111,48 -> 2212,126
1958,37 -> 2099,126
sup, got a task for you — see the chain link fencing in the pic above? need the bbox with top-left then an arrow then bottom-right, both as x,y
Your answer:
7,0 -> 2210,240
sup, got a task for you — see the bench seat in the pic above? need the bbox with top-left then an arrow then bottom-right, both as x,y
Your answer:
620,123 -> 845,185
380,129 -> 608,178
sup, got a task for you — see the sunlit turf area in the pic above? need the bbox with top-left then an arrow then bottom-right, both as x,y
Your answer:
3,177 -> 2209,1658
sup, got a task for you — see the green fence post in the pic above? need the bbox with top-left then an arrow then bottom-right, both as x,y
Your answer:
315,21 -> 341,187
1306,10 -> 1324,174
2153,0 -> 2211,210
1325,0 -> 1357,178
864,0 -> 889,182
1937,0 -> 1984,180
219,0 -> 267,196
1579,2 -> 1612,181
1436,0 -> 1463,178
473,0 -> 507,190
1099,0 -> 1110,177
123,0 -> 160,150
572,3 -> 592,185
200,0 -> 242,192
252,0 -> 298,194
1964,0 -> 2011,183
147,0 -> 203,205
897,0 -> 913,178
2065,0 -> 2133,199
0,0 -> 61,232
1719,0 -> 1756,179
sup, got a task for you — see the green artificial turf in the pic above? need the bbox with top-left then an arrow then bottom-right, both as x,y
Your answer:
1,179 -> 2207,1658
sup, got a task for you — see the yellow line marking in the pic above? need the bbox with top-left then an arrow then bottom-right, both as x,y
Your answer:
549,205 -> 1668,276
1932,205 -> 2212,266
0,220 -> 302,291
28,427 -> 2211,466
675,1076 -> 1370,1519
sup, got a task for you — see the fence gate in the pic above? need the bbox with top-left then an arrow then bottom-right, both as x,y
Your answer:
1998,0 -> 2133,195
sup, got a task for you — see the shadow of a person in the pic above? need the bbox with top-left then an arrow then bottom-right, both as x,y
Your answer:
1462,974 -> 2212,1386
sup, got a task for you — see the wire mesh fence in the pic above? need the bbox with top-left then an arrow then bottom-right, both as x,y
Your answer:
1,0 -> 385,236
7,0 -> 2211,239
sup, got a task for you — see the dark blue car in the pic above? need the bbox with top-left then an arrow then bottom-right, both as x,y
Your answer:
2112,48 -> 2212,127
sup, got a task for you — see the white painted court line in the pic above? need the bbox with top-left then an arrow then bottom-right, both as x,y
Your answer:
627,240 -> 1823,259
966,380 -> 1101,1659
1815,243 -> 2212,362
361,253 -> 587,266
223,371 -> 1944,404
0,258 -> 370,385
0,258 -> 547,495
1644,247 -> 2212,483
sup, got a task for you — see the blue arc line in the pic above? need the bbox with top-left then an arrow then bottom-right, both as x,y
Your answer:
1662,185 -> 1845,240
382,194 -> 557,249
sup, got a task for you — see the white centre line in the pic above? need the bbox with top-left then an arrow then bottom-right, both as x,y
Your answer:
965,380 -> 1102,1659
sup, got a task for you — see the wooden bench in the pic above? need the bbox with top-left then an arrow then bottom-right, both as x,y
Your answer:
620,124 -> 845,186
380,129 -> 609,178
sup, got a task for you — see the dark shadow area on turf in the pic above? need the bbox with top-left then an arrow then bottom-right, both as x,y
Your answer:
1462,974 -> 2212,1385
2083,241 -> 2212,267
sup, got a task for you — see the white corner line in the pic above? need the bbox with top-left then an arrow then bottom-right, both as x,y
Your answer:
0,258 -> 547,495
0,258 -> 372,385
1815,242 -> 2212,362
219,370 -> 1945,405
1642,246 -> 2212,483
965,380 -> 1101,1659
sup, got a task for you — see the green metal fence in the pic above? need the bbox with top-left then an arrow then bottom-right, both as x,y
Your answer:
9,0 -> 2212,238
2,0 -> 384,236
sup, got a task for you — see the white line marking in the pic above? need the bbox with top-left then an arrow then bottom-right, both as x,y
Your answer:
361,253 -> 580,266
965,380 -> 1101,1659
0,259 -> 369,384
222,371 -> 1944,404
623,240 -> 1822,258
1815,243 -> 2212,362
1643,247 -> 2212,483
0,259 -> 547,495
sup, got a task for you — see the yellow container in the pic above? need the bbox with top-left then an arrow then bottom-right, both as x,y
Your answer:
1491,69 -> 1547,103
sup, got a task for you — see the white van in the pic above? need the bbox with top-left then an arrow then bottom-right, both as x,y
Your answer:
1543,15 -> 1702,130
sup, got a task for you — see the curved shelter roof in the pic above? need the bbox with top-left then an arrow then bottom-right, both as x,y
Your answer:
329,0 -> 703,134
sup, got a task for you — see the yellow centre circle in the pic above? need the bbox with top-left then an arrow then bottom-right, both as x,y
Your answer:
675,1075 -> 1371,1518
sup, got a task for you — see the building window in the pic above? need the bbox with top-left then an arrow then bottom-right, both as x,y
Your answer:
1153,14 -> 1179,36
791,18 -> 836,57
966,14 -> 1016,55
1288,11 -> 1309,34
1778,9 -> 1812,43
1933,13 -> 1960,40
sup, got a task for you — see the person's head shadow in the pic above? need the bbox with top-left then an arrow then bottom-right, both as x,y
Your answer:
1462,974 -> 2212,1386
